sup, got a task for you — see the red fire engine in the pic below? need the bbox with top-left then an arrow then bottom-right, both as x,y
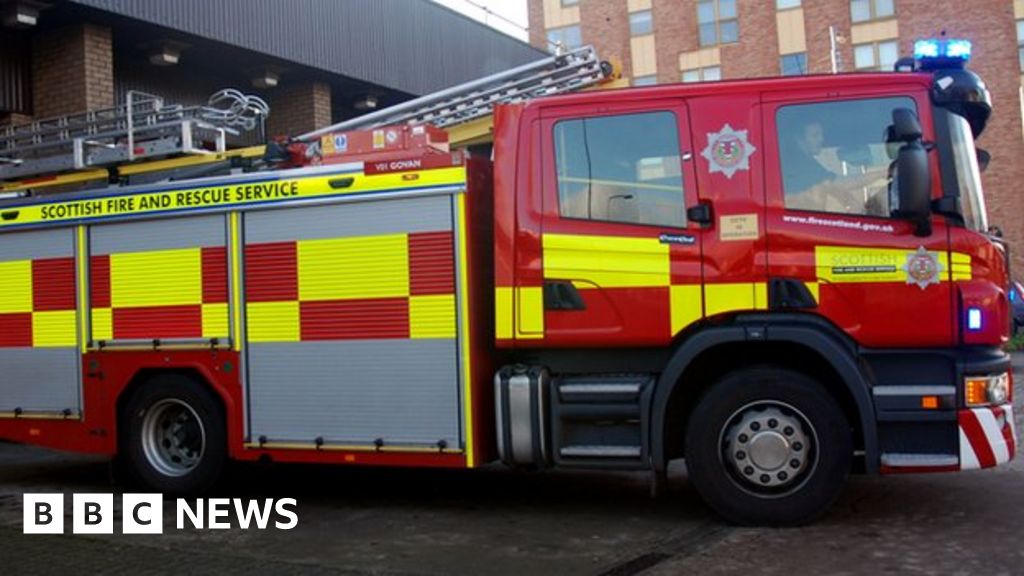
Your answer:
0,43 -> 1015,525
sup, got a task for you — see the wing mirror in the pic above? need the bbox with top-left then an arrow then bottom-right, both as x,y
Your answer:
889,108 -> 931,237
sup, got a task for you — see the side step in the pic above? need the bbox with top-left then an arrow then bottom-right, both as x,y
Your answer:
494,367 -> 654,470
551,374 -> 652,469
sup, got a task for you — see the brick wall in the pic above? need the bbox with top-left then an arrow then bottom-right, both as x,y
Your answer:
32,23 -> 113,118
803,2 -> 854,73
652,0 -> 696,83
528,0 -> 546,51
579,1 -> 634,79
720,1 -> 778,78
0,112 -> 33,127
264,81 -> 332,139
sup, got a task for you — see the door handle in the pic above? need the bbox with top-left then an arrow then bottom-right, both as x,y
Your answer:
543,281 -> 586,311
687,202 -> 713,226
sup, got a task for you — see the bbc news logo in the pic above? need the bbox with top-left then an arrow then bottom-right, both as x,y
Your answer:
23,494 -> 298,534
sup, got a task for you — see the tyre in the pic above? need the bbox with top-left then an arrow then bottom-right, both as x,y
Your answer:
120,374 -> 226,495
684,366 -> 852,526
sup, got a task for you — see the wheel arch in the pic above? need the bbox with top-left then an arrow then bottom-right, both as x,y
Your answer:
115,366 -> 231,448
650,315 -> 878,473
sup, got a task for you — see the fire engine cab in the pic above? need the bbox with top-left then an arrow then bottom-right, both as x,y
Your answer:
0,41 -> 1015,525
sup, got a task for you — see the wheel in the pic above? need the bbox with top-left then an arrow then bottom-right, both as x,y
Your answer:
120,374 -> 226,495
684,367 -> 852,526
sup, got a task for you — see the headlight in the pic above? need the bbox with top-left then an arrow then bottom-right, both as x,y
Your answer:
964,372 -> 1011,407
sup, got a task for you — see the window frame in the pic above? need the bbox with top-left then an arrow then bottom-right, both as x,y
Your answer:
697,0 -> 739,47
629,10 -> 653,36
770,94 -> 925,220
546,24 -> 582,53
540,102 -> 699,232
853,39 -> 899,71
850,0 -> 895,23
1017,19 -> 1024,70
780,53 -> 807,76
681,66 -> 722,83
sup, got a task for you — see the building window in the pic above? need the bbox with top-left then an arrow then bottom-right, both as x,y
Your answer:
547,25 -> 582,53
850,0 -> 894,23
698,0 -> 738,46
629,10 -> 653,36
1017,19 -> 1024,70
633,75 -> 657,86
780,53 -> 807,75
777,0 -> 801,9
853,40 -> 899,71
554,111 -> 686,228
561,0 -> 579,6
682,66 -> 721,83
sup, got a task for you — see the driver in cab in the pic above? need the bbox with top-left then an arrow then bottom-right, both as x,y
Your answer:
783,120 -> 890,215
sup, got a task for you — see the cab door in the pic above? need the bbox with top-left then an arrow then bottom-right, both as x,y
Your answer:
763,90 -> 954,347
537,100 -> 703,347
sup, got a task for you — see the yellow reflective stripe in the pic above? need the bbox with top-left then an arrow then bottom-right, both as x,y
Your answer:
1,169 -> 108,193
0,260 -> 32,313
202,303 -> 229,338
494,286 -> 544,340
298,234 -> 409,301
516,286 -> 544,338
495,287 -> 513,340
77,225 -> 88,352
705,283 -> 768,317
1,166 -> 467,229
544,234 -> 669,288
951,252 -> 972,280
91,308 -> 113,341
110,248 -> 202,307
816,246 -> 908,283
754,282 -> 769,310
229,212 -> 243,351
815,245 -> 961,284
456,193 -> 475,467
32,311 -> 76,347
409,294 -> 456,339
804,282 -> 820,305
670,284 -> 702,335
246,301 -> 300,342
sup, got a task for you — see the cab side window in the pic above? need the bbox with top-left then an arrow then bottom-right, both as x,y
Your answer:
554,111 -> 686,228
777,97 -> 916,217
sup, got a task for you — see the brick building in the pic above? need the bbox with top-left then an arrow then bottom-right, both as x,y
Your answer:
528,0 -> 1024,271
0,0 -> 544,139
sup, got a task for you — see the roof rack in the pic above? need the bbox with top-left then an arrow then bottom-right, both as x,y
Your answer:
0,89 -> 269,181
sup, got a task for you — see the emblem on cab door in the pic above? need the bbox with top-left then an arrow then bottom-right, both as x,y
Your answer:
903,246 -> 943,290
701,123 -> 756,179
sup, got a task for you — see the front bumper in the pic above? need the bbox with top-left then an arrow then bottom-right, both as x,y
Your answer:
959,405 -> 1017,470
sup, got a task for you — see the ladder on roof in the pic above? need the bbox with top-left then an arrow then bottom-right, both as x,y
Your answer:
298,45 -> 616,143
0,89 -> 269,181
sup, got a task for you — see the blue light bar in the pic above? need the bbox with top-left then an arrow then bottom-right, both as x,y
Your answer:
914,38 -> 972,63
967,307 -> 982,331
914,40 -> 941,59
945,40 -> 972,60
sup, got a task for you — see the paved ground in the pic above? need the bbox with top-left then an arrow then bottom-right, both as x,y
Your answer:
0,354 -> 1020,576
